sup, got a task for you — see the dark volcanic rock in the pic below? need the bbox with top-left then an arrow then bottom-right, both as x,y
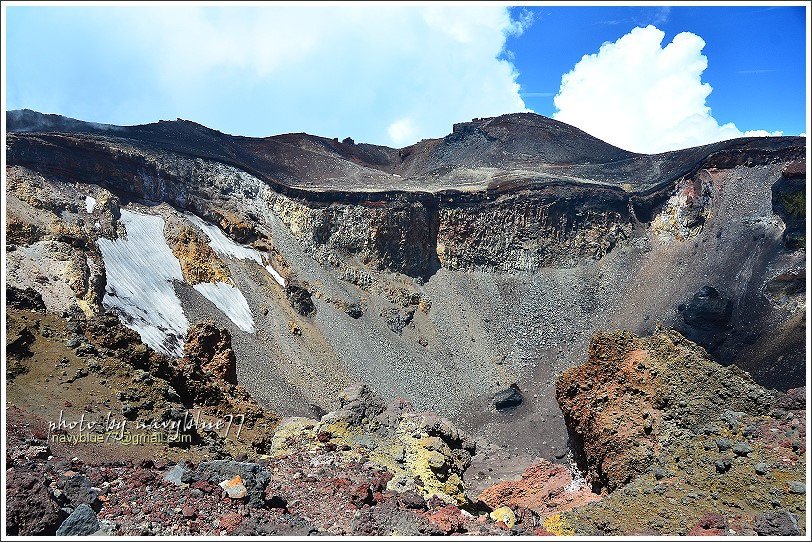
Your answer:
753,510 -> 801,536
6,285 -> 46,311
493,385 -> 523,410
772,162 -> 806,250
55,504 -> 99,536
679,286 -> 732,350
286,283 -> 316,317
184,460 -> 271,508
6,469 -> 64,536
58,474 -> 100,509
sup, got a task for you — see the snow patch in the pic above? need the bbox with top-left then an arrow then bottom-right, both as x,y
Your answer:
85,195 -> 97,213
193,282 -> 255,333
186,212 -> 288,288
186,213 -> 262,263
97,209 -> 188,357
265,263 -> 287,287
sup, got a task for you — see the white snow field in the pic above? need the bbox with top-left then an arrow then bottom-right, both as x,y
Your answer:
185,213 -> 263,263
97,210 -> 189,357
192,282 -> 256,333
85,195 -> 96,213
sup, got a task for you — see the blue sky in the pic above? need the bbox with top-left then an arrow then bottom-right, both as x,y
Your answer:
3,4 -> 808,153
507,5 -> 807,138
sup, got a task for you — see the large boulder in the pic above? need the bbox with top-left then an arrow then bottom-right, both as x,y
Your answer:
55,504 -> 99,536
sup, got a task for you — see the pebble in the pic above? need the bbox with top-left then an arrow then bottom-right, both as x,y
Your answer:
715,438 -> 732,451
787,481 -> 805,494
715,458 -> 732,473
732,442 -> 752,456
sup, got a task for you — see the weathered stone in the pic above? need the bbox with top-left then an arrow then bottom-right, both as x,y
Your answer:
56,504 -> 99,536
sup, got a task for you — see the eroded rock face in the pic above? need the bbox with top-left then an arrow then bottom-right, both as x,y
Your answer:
181,321 -> 238,387
772,160 -> 806,250
168,226 -> 231,285
551,329 -> 805,536
437,188 -> 630,271
651,170 -> 716,239
556,328 -> 774,492
678,286 -> 733,350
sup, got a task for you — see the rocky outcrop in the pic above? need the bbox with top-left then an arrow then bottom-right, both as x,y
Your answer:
772,160 -> 806,250
556,328 -> 775,492
552,329 -> 805,536
5,468 -> 64,535
271,384 -> 477,505
477,460 -> 599,515
168,226 -> 231,285
176,322 -> 239,403
650,170 -> 715,239
437,187 -> 630,271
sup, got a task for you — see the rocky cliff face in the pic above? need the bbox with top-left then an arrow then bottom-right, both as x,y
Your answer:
5,110 -> 806,462
4,110 -> 807,536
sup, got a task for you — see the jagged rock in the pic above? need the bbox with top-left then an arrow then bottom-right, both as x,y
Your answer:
493,386 -> 523,410
272,384 -> 476,505
56,503 -> 99,536
182,321 -> 237,384
556,328 -> 775,492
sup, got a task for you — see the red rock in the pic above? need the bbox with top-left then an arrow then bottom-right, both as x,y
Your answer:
191,480 -> 217,493
182,505 -> 197,518
478,460 -> 600,514
426,505 -> 464,534
220,512 -> 243,533
688,513 -> 728,536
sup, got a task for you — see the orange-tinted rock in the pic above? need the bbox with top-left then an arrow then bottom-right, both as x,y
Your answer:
182,321 -> 237,385
556,337 -> 662,492
555,329 -> 774,493
477,460 -> 600,514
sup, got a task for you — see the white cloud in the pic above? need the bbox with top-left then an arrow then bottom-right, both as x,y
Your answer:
66,6 -> 528,146
387,117 -> 419,146
552,25 -> 782,154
